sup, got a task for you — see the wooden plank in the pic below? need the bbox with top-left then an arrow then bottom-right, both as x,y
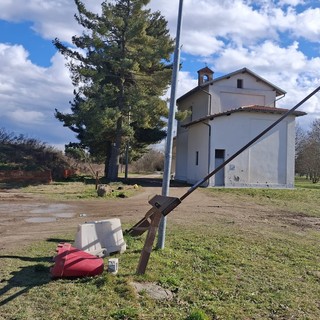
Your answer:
136,210 -> 162,275
131,195 -> 182,273
125,207 -> 156,236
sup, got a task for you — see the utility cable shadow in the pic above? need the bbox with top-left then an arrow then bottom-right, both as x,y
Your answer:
46,237 -> 74,244
119,176 -> 190,188
0,255 -> 51,306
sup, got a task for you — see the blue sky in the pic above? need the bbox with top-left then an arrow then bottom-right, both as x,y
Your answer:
0,21 -> 57,67
0,0 -> 319,149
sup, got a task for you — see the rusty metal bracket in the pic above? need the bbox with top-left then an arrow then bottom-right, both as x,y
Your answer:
126,195 -> 181,236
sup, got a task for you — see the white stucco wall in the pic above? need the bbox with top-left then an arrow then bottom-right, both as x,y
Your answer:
175,70 -> 294,188
191,90 -> 211,119
220,92 -> 265,109
175,130 -> 188,181
177,90 -> 210,122
208,73 -> 277,113
186,123 -> 210,185
209,112 -> 296,188
175,96 -> 191,181
248,119 -> 287,185
175,90 -> 210,181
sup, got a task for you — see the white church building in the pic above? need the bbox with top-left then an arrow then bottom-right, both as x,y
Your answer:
174,67 -> 306,188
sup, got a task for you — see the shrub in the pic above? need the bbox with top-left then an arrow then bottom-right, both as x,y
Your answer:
131,149 -> 164,173
186,309 -> 210,320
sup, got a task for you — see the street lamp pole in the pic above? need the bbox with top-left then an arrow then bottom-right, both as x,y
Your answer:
157,0 -> 184,249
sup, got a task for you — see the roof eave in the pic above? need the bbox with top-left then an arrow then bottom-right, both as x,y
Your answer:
182,107 -> 306,128
176,83 -> 210,104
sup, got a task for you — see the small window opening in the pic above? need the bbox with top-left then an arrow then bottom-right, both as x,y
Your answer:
196,151 -> 199,166
203,74 -> 209,83
215,149 -> 225,159
237,79 -> 243,89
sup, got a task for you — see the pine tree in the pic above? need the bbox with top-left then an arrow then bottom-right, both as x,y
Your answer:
54,0 -> 174,180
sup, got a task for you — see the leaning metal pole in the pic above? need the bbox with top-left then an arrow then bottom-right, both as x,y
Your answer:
157,0 -> 184,249
129,84 -> 320,274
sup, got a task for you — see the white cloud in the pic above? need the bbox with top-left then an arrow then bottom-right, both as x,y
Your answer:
156,0 -> 316,131
270,7 -> 298,31
177,71 -> 198,97
0,44 -> 73,104
293,8 -> 320,42
278,0 -> 305,6
0,0 -> 320,144
0,43 -> 75,144
0,1 -> 73,40
213,41 -> 307,73
163,71 -> 198,101
0,0 -> 102,42
151,0 -> 277,56
0,0 -> 317,48
209,39 -> 320,121
150,0 -> 320,60
182,31 -> 225,57
6,109 -> 45,124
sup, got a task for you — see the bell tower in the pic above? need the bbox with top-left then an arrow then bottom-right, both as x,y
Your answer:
197,67 -> 214,86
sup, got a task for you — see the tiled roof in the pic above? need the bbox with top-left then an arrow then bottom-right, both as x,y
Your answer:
182,105 -> 307,128
240,105 -> 306,115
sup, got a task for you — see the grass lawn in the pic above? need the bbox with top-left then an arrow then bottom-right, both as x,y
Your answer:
0,178 -> 320,319
4,180 -> 138,200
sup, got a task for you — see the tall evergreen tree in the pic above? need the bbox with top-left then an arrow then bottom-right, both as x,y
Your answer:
54,0 -> 174,180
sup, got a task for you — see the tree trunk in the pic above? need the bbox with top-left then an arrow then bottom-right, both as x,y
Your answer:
106,73 -> 125,181
104,141 -> 112,178
106,118 -> 122,181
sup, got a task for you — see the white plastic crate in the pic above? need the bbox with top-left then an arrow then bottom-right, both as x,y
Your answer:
74,218 -> 126,257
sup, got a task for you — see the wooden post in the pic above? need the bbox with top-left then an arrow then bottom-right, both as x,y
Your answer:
134,195 -> 181,274
136,210 -> 162,275
95,171 -> 99,190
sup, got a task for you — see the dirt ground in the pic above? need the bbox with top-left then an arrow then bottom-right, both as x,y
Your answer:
0,177 -> 319,253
